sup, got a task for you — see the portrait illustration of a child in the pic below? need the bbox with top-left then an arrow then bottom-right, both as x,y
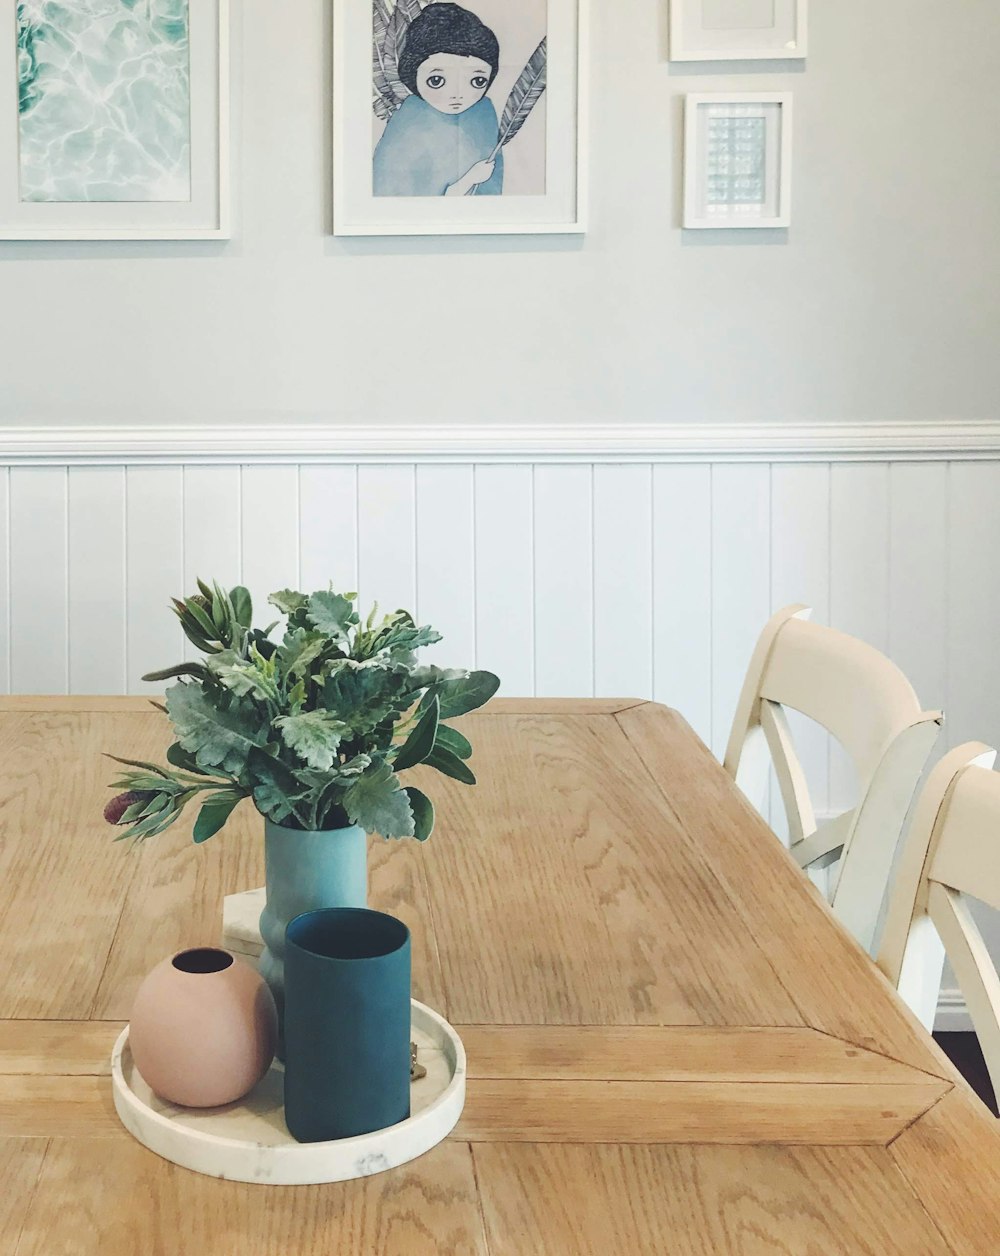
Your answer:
374,4 -> 504,197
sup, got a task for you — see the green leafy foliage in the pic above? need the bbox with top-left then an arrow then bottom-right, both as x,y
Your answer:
105,583 -> 499,845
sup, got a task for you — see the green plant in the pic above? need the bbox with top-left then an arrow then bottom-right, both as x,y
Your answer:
104,581 -> 499,845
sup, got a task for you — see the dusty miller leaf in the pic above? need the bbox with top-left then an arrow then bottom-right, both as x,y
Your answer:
166,683 -> 268,775
344,761 -> 414,838
306,591 -> 358,641
274,711 -> 351,771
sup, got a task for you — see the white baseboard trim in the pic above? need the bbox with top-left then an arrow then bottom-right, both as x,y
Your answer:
2,420 -> 1000,466
934,988 -> 974,1033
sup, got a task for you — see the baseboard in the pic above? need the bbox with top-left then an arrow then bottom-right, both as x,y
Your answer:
2,420 -> 1000,466
934,988 -> 974,1033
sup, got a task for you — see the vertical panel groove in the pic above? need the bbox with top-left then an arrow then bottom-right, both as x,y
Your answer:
4,467 -> 10,692
121,466 -> 129,692
471,465 -> 479,669
63,467 -> 70,691
530,464 -> 537,697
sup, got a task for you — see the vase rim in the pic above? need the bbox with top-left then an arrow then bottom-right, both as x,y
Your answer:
263,819 -> 366,838
171,947 -> 235,975
286,908 -> 410,964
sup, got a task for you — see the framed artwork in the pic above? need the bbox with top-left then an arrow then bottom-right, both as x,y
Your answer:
684,93 -> 792,229
1,0 -> 229,240
671,0 -> 807,61
333,0 -> 587,236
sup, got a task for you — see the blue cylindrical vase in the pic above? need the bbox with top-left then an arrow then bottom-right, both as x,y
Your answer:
283,908 -> 411,1144
258,820 -> 367,1050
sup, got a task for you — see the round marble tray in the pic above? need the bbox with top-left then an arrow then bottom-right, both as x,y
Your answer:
110,1000 -> 465,1185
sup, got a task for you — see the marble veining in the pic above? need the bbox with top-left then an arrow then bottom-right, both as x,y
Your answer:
17,0 -> 192,203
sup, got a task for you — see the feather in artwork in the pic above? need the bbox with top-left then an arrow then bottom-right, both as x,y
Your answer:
493,37 -> 547,156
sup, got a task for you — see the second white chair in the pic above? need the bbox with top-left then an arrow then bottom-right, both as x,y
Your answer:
725,605 -> 942,954
878,742 -> 1000,1110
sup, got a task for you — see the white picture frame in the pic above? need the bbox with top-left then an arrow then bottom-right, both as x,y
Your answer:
671,0 -> 807,62
684,93 -> 792,230
334,0 -> 587,237
0,0 -> 230,241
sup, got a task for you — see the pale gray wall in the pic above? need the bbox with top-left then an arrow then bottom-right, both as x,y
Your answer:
2,0 -> 999,428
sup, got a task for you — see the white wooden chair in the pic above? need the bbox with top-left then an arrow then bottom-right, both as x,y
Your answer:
878,743 -> 1000,1109
724,605 -> 942,954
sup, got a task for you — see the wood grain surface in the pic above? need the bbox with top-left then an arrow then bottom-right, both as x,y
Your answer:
14,1139 -> 489,1256
1,699 -> 996,1255
472,1143 -> 955,1256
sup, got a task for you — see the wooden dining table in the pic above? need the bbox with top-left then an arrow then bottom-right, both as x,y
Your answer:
1,695 -> 998,1254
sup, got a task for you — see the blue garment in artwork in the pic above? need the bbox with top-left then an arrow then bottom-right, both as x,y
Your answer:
373,95 -> 503,197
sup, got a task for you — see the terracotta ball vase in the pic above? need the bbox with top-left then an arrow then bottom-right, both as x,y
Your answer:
129,947 -> 277,1108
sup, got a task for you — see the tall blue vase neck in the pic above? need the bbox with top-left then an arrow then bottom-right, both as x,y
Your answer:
259,819 -> 369,1056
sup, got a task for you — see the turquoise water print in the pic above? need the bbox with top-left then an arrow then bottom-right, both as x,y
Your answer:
16,0 -> 192,203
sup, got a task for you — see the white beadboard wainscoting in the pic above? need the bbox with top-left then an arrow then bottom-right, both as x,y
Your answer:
2,428 -> 999,1025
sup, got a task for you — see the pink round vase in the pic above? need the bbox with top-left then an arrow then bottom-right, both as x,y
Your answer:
129,947 -> 277,1108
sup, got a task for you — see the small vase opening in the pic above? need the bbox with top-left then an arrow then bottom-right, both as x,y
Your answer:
172,948 -> 234,975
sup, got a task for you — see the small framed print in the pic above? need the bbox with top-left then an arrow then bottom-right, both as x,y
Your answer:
334,0 -> 587,236
1,0 -> 229,240
671,0 -> 806,61
684,93 -> 792,230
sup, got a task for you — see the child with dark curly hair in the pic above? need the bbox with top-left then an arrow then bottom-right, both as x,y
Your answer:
374,3 -> 504,197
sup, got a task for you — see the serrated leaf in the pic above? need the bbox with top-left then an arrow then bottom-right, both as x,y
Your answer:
433,671 -> 501,719
230,586 -> 253,628
274,711 -> 350,771
277,628 -> 328,680
393,695 -> 439,771
321,660 -> 413,735
193,792 -> 242,843
166,682 -> 268,775
344,761 -> 414,838
166,742 -> 209,775
404,787 -> 435,841
435,724 -> 472,760
425,744 -> 477,785
269,589 -> 309,615
306,591 -> 358,641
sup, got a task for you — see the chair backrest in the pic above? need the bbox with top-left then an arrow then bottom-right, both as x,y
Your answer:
725,605 -> 943,953
878,743 -> 1000,1110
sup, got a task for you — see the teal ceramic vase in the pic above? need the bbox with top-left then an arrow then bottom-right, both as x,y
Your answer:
284,908 -> 412,1143
258,820 -> 368,1048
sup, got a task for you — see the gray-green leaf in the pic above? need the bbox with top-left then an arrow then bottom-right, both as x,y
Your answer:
435,724 -> 472,760
306,591 -> 358,641
344,761 -> 415,838
269,589 -> 310,615
404,787 -> 435,841
166,682 -> 268,775
193,792 -> 242,843
433,671 -> 500,719
393,695 -> 439,771
230,586 -> 253,628
425,744 -> 477,785
274,710 -> 350,771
